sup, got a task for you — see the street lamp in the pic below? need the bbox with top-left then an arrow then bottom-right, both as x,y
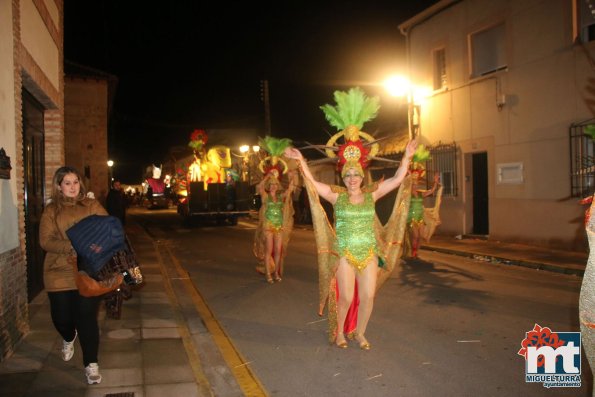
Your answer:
107,160 -> 114,188
384,75 -> 430,139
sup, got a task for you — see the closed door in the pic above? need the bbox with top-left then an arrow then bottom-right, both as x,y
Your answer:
472,152 -> 489,235
23,90 -> 46,301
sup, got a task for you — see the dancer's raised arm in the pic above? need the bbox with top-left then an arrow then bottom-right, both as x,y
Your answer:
285,147 -> 338,204
373,139 -> 417,201
421,172 -> 440,198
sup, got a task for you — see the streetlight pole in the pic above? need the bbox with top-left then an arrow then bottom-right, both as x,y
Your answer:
107,160 -> 114,188
260,79 -> 272,136
384,75 -> 430,140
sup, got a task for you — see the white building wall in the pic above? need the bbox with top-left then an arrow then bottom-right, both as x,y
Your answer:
20,0 -> 59,91
403,0 -> 591,249
0,0 -> 19,252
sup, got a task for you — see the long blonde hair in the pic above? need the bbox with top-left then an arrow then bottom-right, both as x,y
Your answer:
263,174 -> 283,193
50,166 -> 87,210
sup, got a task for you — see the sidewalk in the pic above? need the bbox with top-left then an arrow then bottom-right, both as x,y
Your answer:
421,234 -> 588,276
0,221 -> 244,397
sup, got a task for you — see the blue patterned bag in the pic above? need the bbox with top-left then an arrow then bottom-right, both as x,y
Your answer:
66,215 -> 126,277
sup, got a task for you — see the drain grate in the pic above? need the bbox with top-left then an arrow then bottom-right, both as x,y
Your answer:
104,393 -> 134,397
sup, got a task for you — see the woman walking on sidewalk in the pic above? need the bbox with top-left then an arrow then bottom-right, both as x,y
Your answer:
39,166 -> 106,384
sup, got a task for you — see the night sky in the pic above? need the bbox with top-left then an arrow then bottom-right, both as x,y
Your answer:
64,1 -> 438,183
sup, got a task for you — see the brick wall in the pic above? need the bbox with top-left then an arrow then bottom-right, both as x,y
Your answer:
44,108 -> 65,195
0,0 -> 30,364
0,0 -> 64,363
64,78 -> 109,202
0,248 -> 28,359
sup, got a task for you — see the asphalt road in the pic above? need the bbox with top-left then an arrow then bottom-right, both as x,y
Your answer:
130,207 -> 592,397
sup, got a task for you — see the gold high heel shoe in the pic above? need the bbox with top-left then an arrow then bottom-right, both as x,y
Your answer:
274,273 -> 282,282
265,274 -> 274,284
335,333 -> 348,349
355,334 -> 371,350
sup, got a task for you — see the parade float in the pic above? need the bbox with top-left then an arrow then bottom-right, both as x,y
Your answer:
175,129 -> 252,225
144,164 -> 170,209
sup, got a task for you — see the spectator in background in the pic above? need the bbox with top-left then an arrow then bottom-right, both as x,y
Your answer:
106,179 -> 126,225
225,169 -> 239,210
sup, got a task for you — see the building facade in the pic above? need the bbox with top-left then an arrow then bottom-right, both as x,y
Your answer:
0,0 -> 64,361
400,0 -> 594,250
64,61 -> 117,202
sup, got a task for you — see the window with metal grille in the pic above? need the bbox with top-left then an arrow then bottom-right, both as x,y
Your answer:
433,48 -> 447,90
425,142 -> 458,197
372,142 -> 458,197
570,119 -> 595,197
577,0 -> 595,43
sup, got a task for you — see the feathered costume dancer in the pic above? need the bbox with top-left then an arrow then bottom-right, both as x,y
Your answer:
293,87 -> 414,344
253,136 -> 295,283
405,145 -> 443,258
580,195 -> 595,391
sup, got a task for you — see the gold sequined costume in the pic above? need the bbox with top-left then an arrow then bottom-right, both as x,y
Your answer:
253,188 -> 294,276
303,176 -> 412,342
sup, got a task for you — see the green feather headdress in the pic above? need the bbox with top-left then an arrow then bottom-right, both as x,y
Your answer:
258,136 -> 292,176
259,136 -> 292,157
320,87 -> 380,130
413,144 -> 431,163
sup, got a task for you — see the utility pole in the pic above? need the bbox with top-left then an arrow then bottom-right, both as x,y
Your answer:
261,79 -> 272,136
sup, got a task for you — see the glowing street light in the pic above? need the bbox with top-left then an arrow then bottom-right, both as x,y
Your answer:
384,75 -> 430,139
384,75 -> 412,98
107,159 -> 114,187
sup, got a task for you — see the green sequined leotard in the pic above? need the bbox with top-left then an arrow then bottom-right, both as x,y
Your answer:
265,195 -> 284,232
407,196 -> 424,226
334,192 -> 377,271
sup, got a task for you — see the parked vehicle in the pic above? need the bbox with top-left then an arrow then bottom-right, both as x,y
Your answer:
177,180 -> 252,225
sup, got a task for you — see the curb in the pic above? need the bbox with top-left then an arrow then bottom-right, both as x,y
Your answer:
421,245 -> 585,277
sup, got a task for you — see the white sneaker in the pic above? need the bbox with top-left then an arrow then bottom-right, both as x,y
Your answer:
85,363 -> 102,385
61,331 -> 77,361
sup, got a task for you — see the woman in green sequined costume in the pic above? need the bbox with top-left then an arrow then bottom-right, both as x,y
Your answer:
285,138 -> 416,349
253,136 -> 295,284
256,174 -> 294,283
407,171 -> 440,258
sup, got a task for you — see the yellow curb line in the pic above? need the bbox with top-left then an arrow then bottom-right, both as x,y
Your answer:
154,242 -> 214,397
163,243 -> 268,397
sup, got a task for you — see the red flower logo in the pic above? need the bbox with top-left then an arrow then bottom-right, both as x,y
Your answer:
518,324 -> 565,367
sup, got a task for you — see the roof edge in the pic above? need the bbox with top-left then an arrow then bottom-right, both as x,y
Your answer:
398,0 -> 461,35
